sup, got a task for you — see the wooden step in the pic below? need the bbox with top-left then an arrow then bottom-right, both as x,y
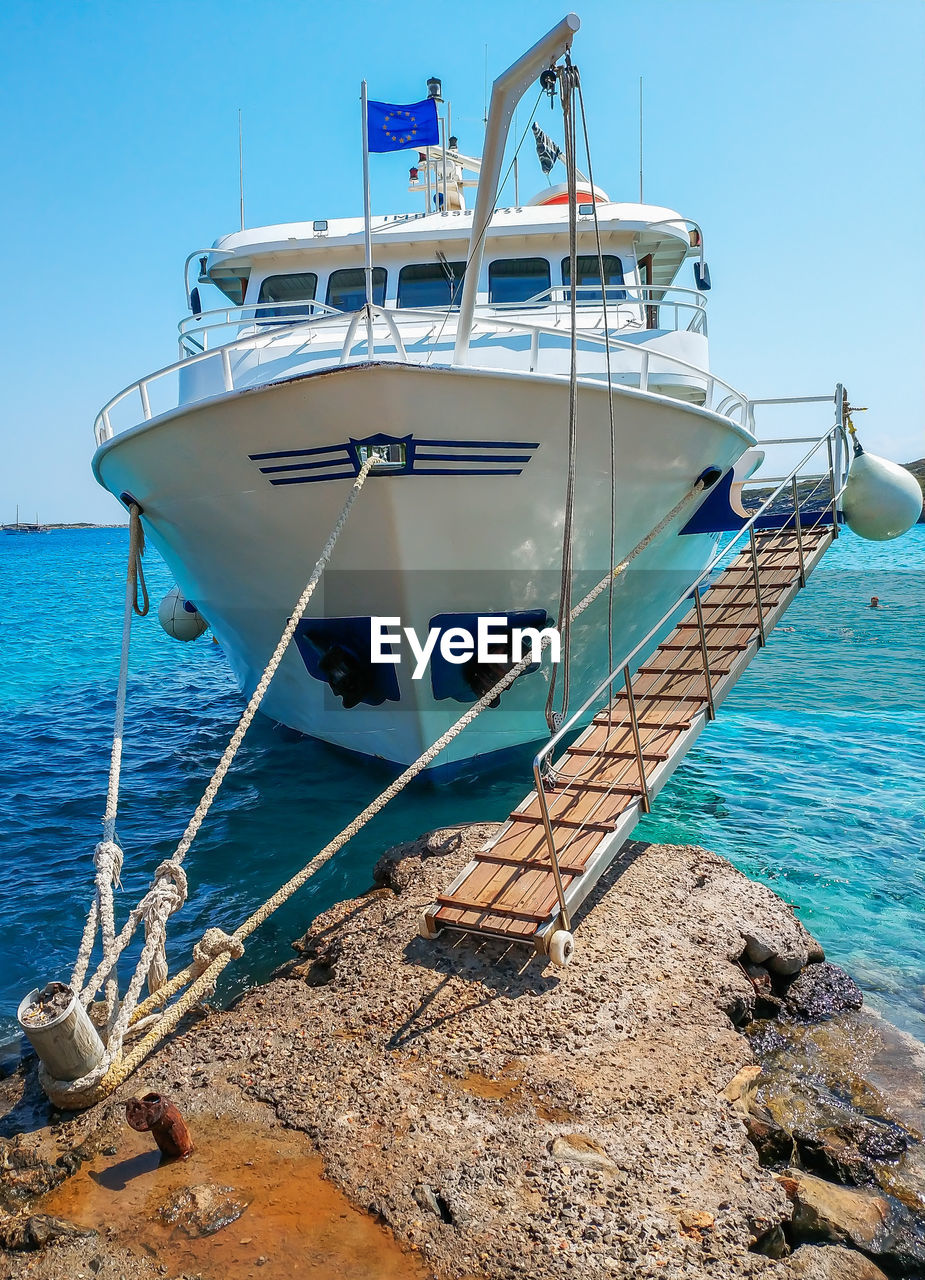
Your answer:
551,751 -> 649,791
637,651 -> 736,677
553,778 -> 645,798
587,717 -> 688,744
489,820 -> 605,868
435,894 -> 556,923
509,810 -> 617,834
475,850 -> 589,876
566,741 -> 670,762
599,697 -> 702,727
671,623 -> 755,647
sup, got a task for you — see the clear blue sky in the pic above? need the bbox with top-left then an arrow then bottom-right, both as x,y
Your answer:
1,0 -> 922,522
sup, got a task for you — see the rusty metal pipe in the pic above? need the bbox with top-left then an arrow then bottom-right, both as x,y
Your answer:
125,1092 -> 193,1158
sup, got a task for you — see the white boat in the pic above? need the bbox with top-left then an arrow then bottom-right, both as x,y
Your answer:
91,16 -> 761,770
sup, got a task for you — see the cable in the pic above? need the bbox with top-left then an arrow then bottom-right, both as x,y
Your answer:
544,57 -> 580,733
575,77 -> 618,684
425,86 -> 546,364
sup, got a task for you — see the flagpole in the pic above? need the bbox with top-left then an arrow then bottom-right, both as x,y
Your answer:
360,80 -> 375,355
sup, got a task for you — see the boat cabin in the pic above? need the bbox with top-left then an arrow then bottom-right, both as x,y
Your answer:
188,194 -> 706,339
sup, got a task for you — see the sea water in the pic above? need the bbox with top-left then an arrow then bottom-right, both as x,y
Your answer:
0,526 -> 922,1045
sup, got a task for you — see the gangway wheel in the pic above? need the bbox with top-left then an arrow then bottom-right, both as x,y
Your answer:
548,930 -> 575,968
418,912 -> 440,940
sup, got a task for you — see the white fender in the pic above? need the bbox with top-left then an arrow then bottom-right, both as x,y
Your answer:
157,586 -> 208,641
841,451 -> 923,542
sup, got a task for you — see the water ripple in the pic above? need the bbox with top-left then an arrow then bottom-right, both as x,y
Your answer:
1,527 -> 922,1042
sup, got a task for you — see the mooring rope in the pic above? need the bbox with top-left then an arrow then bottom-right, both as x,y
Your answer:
42,456 -> 381,1109
41,459 -> 707,1111
71,503 -> 147,1029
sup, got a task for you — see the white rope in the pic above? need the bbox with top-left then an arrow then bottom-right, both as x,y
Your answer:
70,504 -> 146,1024
545,58 -> 581,734
48,457 -> 380,1106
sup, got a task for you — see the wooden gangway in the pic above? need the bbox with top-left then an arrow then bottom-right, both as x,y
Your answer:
423,472 -> 841,966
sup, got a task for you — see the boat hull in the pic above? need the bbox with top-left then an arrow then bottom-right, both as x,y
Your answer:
93,362 -> 753,767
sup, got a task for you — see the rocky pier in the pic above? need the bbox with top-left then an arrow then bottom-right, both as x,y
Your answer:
2,831 -> 924,1279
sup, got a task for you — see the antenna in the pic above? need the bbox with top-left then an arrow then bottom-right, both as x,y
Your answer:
513,107 -> 519,205
238,108 -> 245,231
638,76 -> 644,203
483,44 -> 489,125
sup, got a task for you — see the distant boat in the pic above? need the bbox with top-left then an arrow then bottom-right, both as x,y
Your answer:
2,506 -> 48,534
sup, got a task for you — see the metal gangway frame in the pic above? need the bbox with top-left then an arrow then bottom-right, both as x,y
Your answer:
424,389 -> 851,964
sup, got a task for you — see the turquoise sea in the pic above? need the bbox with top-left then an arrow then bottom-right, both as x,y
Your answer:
1,526 -> 922,1045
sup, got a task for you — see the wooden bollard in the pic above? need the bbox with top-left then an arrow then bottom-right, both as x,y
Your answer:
17,982 -> 105,1082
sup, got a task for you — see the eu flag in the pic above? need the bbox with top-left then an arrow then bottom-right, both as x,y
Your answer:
367,97 -> 439,153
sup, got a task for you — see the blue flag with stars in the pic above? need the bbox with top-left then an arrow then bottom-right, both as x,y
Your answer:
367,97 -> 439,153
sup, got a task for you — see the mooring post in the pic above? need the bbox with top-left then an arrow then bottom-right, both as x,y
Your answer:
17,983 -> 105,1083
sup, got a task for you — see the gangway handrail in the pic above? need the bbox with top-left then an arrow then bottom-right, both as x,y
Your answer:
529,392 -> 850,923
535,415 -> 847,770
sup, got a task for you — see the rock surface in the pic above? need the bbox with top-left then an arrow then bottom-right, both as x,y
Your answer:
779,1169 -> 889,1249
783,964 -> 863,1023
156,1181 -> 249,1238
753,1010 -> 925,1209
773,1244 -> 890,1279
2,833 -> 925,1280
779,1166 -> 925,1273
0,1214 -> 96,1251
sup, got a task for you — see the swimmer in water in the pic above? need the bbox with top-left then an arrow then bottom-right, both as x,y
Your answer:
870,596 -> 880,608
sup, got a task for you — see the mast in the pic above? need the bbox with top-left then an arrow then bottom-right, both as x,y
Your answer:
638,77 -> 644,204
238,109 -> 245,231
453,14 -> 580,366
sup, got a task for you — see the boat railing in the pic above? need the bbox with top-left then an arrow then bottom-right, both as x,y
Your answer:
528,395 -> 850,929
487,284 -> 707,334
176,285 -> 708,357
96,303 -> 743,446
177,299 -> 345,356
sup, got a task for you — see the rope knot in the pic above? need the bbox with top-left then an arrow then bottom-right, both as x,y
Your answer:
192,928 -> 244,975
151,862 -> 188,913
94,840 -> 124,888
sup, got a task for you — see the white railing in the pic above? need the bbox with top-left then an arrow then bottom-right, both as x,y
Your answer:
176,285 -> 708,357
94,303 -> 742,446
177,299 -> 344,357
488,284 -> 707,334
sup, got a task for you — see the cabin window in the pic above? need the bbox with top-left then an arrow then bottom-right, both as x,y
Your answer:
326,267 -> 386,312
561,255 -> 626,302
209,272 -> 250,306
488,257 -> 551,305
257,272 -> 318,319
397,261 -> 466,308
